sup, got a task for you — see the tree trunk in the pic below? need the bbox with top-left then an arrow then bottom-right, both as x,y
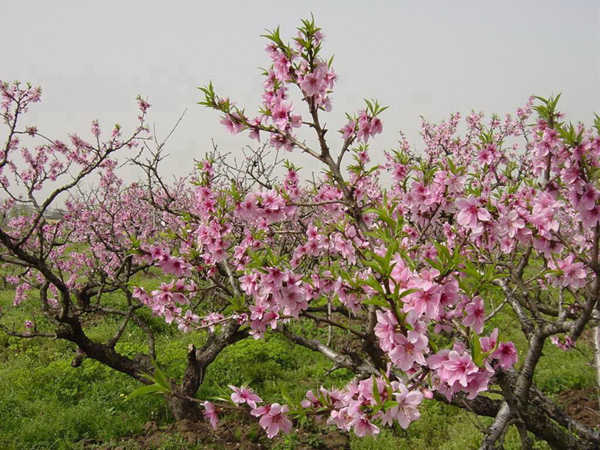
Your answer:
166,322 -> 248,423
476,371 -> 600,450
167,395 -> 202,421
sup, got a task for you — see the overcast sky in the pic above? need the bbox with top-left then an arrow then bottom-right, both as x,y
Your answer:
3,0 -> 599,183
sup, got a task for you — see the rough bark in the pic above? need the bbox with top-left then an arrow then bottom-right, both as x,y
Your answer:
277,325 -> 376,378
56,316 -> 152,383
478,371 -> 600,450
433,391 -> 502,418
168,321 -> 248,421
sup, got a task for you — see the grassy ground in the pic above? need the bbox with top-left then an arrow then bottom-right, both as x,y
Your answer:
0,282 -> 596,449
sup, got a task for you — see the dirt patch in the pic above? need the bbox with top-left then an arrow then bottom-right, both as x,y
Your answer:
557,387 -> 600,429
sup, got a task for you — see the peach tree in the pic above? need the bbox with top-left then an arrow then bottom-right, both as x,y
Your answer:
2,17 -> 600,450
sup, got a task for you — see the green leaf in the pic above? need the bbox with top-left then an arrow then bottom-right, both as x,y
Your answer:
593,113 -> 600,134
362,297 -> 390,308
397,288 -> 419,300
360,276 -> 385,294
425,258 -> 441,271
127,384 -> 167,401
372,376 -> 382,407
229,295 -> 246,311
140,360 -> 171,392
471,331 -> 485,368
363,259 -> 383,275
383,400 -> 398,410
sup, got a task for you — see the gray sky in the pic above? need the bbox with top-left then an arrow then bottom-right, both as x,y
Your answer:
3,0 -> 600,183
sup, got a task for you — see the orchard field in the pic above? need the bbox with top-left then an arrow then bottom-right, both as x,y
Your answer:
0,273 -> 597,449
2,16 -> 600,450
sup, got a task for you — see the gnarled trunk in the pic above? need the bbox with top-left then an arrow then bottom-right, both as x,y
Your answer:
476,371 -> 600,450
167,395 -> 202,421
166,322 -> 248,422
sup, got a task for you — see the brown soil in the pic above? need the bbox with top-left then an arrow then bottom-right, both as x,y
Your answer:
557,387 -> 600,429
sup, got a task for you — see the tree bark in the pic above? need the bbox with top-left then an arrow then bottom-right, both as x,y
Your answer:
477,371 -> 600,450
168,322 -> 248,421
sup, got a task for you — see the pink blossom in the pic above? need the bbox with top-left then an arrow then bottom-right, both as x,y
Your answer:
389,332 -> 428,371
491,342 -> 518,369
427,349 -> 451,370
91,120 -> 101,137
220,114 -> 244,134
375,310 -> 397,351
158,256 -> 192,277
577,183 -> 599,211
350,415 -> 380,437
252,403 -> 292,438
462,296 -> 485,334
480,328 -> 499,353
392,383 -> 423,429
300,72 -> 322,97
550,255 -> 588,288
407,280 -> 442,319
464,369 -> 493,399
497,210 -> 525,238
550,335 -> 574,351
370,117 -> 383,135
442,351 -> 478,387
455,195 -> 491,231
203,401 -> 219,429
271,100 -> 294,129
229,385 -> 263,408
177,309 -> 199,333
328,407 -> 353,431
340,120 -> 356,140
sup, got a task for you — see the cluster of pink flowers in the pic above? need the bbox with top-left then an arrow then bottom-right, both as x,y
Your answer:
313,183 -> 345,215
291,224 -> 361,268
240,267 -> 312,336
133,279 -> 197,326
7,16 -> 600,446
205,379 -> 425,439
548,255 -> 588,289
282,168 -> 300,202
297,60 -> 336,109
455,195 -> 492,235
139,245 -> 192,277
212,26 -> 336,153
232,232 -> 263,269
311,378 -> 424,436
0,80 -> 41,115
11,280 -> 32,306
368,257 -> 520,402
251,403 -> 293,438
550,334 -> 575,351
195,219 -> 230,264
203,385 -> 292,438
340,109 -> 383,144
236,190 -> 296,225
429,331 -> 517,401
